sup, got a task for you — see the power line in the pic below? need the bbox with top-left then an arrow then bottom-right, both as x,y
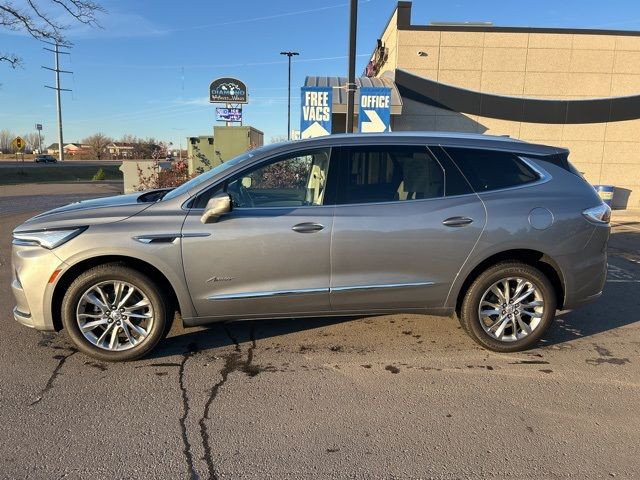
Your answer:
43,42 -> 72,162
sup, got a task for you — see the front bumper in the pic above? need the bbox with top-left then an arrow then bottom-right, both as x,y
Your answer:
11,242 -> 67,331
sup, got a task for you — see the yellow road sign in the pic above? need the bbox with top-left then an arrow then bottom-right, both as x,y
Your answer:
11,136 -> 25,151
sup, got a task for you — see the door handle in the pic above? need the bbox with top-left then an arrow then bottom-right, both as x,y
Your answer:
292,222 -> 324,233
442,216 -> 474,227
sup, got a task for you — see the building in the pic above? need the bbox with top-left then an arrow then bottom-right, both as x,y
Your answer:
46,143 -> 87,155
107,142 -> 135,158
188,126 -> 264,174
306,1 -> 640,208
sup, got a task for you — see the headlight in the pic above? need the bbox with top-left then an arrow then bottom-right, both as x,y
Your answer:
582,204 -> 611,225
12,227 -> 87,249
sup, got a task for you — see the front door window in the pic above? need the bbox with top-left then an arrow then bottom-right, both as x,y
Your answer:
227,148 -> 332,208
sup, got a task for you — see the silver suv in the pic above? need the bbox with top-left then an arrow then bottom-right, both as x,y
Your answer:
11,133 -> 610,361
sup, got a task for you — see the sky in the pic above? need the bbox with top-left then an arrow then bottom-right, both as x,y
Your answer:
1,0 -> 640,148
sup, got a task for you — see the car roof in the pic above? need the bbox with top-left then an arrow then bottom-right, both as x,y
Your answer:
264,132 -> 567,157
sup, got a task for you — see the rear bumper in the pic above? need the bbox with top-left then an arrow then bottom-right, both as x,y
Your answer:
558,225 -> 609,310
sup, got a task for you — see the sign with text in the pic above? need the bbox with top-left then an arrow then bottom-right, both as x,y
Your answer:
209,77 -> 248,103
358,87 -> 391,133
300,86 -> 332,138
216,107 -> 242,122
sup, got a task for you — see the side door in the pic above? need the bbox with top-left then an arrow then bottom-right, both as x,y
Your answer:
329,144 -> 486,312
181,147 -> 337,320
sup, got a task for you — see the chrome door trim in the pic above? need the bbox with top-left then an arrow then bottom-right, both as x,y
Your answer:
330,281 -> 434,293
207,282 -> 434,301
208,287 -> 329,301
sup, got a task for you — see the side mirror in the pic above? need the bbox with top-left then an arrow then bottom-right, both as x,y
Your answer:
200,192 -> 232,224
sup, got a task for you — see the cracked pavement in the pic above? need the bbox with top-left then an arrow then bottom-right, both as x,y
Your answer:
0,184 -> 639,479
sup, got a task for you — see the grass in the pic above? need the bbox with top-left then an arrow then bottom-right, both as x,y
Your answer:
0,165 -> 122,185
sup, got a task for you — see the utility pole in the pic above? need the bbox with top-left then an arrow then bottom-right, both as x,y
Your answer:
43,42 -> 72,162
280,51 -> 299,140
346,0 -> 358,133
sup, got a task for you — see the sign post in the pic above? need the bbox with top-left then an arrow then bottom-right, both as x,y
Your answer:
300,86 -> 332,138
35,124 -> 43,154
358,87 -> 391,133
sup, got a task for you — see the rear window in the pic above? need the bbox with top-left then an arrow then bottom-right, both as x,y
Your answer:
444,148 -> 539,192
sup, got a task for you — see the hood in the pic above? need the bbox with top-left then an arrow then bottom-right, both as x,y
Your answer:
14,189 -> 170,232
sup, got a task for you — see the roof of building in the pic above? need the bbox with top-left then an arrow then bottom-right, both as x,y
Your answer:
391,1 -> 640,36
303,76 -> 403,114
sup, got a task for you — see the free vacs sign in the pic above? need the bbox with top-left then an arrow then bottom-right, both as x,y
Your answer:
209,78 -> 248,104
300,86 -> 332,138
358,87 -> 391,133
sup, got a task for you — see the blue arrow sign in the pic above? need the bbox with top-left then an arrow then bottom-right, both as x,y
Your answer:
359,87 -> 391,133
301,87 -> 332,138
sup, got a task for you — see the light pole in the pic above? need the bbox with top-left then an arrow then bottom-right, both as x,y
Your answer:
346,0 -> 358,133
173,128 -> 184,161
280,51 -> 299,140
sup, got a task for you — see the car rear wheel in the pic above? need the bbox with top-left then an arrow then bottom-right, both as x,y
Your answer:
61,264 -> 169,361
459,262 -> 556,352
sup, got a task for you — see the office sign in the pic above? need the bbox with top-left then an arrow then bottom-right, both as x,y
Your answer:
216,107 -> 242,122
300,86 -> 332,138
209,77 -> 248,103
359,87 -> 391,133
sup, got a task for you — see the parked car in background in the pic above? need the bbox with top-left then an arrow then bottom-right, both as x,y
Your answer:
34,155 -> 57,164
11,132 -> 610,361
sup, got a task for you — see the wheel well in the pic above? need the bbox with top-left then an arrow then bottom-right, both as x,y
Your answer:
51,255 -> 180,331
455,249 -> 565,316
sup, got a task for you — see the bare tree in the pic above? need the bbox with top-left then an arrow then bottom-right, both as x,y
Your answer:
83,132 -> 111,160
0,128 -> 14,152
24,132 -> 43,152
0,0 -> 106,68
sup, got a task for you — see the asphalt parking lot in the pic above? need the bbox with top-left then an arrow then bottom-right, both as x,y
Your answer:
0,184 -> 638,479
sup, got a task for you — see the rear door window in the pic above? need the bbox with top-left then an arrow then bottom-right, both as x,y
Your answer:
443,147 -> 539,192
337,146 -> 445,205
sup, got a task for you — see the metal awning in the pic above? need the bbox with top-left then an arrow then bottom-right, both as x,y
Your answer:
303,75 -> 403,115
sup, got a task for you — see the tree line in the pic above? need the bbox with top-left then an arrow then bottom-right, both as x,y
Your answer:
0,129 -> 177,160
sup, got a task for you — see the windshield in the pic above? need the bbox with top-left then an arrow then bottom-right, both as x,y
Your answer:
163,149 -> 263,201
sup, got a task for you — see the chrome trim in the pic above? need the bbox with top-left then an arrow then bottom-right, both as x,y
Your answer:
207,282 -> 434,301
182,233 -> 212,238
12,238 -> 40,247
208,287 -> 328,301
133,233 -> 210,243
330,281 -> 434,292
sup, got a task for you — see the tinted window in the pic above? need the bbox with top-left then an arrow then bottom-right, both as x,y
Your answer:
338,146 -> 444,205
444,148 -> 539,192
429,146 -> 474,196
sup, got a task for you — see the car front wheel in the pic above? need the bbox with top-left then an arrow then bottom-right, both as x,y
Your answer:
61,264 -> 169,361
459,262 -> 557,352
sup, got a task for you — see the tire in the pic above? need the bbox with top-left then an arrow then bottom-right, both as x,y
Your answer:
459,261 -> 556,352
61,263 -> 170,361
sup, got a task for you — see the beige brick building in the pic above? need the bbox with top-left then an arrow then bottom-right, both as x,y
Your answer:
362,1 -> 640,208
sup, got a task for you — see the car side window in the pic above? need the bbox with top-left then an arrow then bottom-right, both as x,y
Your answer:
444,147 -> 539,192
193,148 -> 332,209
337,146 -> 444,205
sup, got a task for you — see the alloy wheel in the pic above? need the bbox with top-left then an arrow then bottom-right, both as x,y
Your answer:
478,277 -> 544,342
76,281 -> 155,351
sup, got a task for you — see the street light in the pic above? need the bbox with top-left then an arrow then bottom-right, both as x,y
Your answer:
280,51 -> 299,140
346,0 -> 358,133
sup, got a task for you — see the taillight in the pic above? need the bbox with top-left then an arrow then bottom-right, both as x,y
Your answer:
582,203 -> 611,225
